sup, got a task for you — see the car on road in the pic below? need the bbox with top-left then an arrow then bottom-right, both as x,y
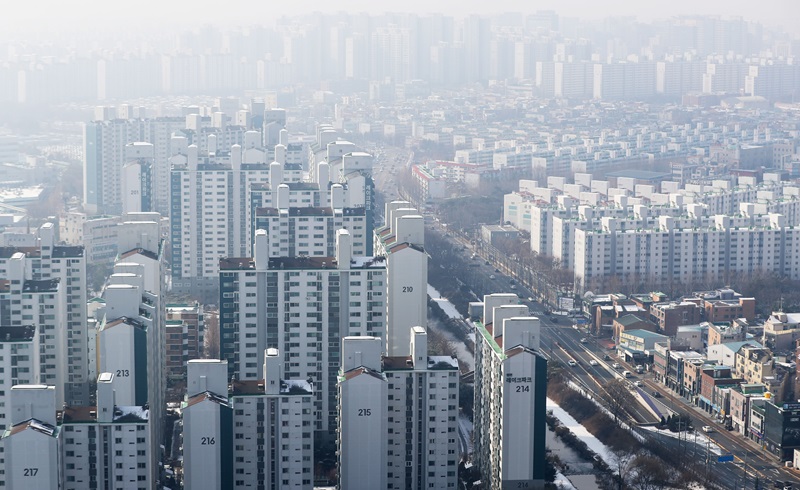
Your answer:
580,338 -> 588,344
489,274 -> 496,279
634,380 -> 643,387
510,285 -> 517,290
494,268 -> 500,272
612,362 -> 621,369
589,360 -> 598,366
603,354 -> 612,361
550,316 -> 558,323
702,426 -> 714,433
651,391 -> 661,398
568,360 -> 577,367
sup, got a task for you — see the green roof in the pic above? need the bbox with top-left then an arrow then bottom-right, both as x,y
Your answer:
474,321 -> 504,358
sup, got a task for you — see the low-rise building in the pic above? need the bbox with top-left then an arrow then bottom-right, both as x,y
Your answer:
729,383 -> 767,436
650,301 -> 702,336
763,312 -> 800,351
707,320 -> 747,346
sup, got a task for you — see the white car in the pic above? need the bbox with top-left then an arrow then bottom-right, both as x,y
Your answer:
612,362 -> 621,369
702,426 -> 714,433
568,360 -> 577,367
589,360 -> 598,366
634,380 -> 643,387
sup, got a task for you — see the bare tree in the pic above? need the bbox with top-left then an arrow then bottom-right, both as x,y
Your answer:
629,454 -> 672,490
600,379 -> 636,425
609,448 -> 637,490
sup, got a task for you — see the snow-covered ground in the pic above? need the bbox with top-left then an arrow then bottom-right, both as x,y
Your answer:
428,284 -> 462,319
547,398 -> 616,466
638,424 -> 723,456
554,472 -> 578,489
427,284 -> 475,371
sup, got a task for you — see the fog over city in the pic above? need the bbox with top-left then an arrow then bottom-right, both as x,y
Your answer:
1,1 -> 798,34
1,1 -> 800,490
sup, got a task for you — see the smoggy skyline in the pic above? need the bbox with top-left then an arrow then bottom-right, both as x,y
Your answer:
1,0 -> 797,37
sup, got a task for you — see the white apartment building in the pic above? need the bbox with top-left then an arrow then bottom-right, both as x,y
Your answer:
170,137 -> 271,299
374,201 -> 428,357
473,294 -> 547,490
219,229 -> 386,436
0,326 -> 40,487
2,385 -> 60,490
60,373 -> 152,490
337,330 -> 460,490
95,219 -> 165,486
83,115 -> 186,216
0,223 -> 88,406
182,355 -> 314,490
2,378 -> 152,490
505,179 -> 800,291
574,211 -> 800,290
253,187 -> 368,258
60,212 -> 121,264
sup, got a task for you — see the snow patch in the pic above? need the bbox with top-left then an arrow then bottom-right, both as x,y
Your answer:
547,398 -> 615,466
428,284 -> 462,319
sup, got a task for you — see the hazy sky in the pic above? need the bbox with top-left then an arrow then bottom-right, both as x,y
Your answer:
2,0 -> 797,35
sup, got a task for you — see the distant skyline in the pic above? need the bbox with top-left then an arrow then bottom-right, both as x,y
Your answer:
1,0 -> 798,37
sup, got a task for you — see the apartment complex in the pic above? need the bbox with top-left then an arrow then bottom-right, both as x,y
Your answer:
169,133 -> 272,298
182,356 -> 314,490
374,201 -> 429,357
2,378 -> 153,490
504,177 -> 800,291
0,223 -> 87,406
94,219 -> 166,485
473,294 -> 547,490
219,229 -> 386,436
337,330 -> 459,490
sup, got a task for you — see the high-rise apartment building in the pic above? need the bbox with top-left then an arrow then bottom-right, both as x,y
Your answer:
0,223 -> 88,406
219,229 -> 386,436
165,302 -> 205,380
95,219 -> 165,485
170,134 -> 271,299
60,373 -> 153,490
337,329 -> 460,490
473,294 -> 547,490
2,377 -> 153,490
374,201 -> 428,356
182,355 -> 314,490
2,385 -> 60,490
83,114 -> 186,216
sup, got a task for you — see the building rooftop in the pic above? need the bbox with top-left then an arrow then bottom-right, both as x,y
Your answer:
61,405 -> 149,424
52,245 -> 84,258
339,366 -> 385,383
22,279 -> 60,293
230,379 -> 313,396
0,325 -> 35,342
119,248 -> 159,261
183,391 -> 230,409
5,419 -> 57,438
622,329 -> 668,340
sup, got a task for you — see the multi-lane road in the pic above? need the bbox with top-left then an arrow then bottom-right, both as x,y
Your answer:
428,224 -> 800,488
369,144 -> 800,487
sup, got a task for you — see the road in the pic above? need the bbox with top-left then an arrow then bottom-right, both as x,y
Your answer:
370,145 -> 800,487
426,224 -> 800,487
